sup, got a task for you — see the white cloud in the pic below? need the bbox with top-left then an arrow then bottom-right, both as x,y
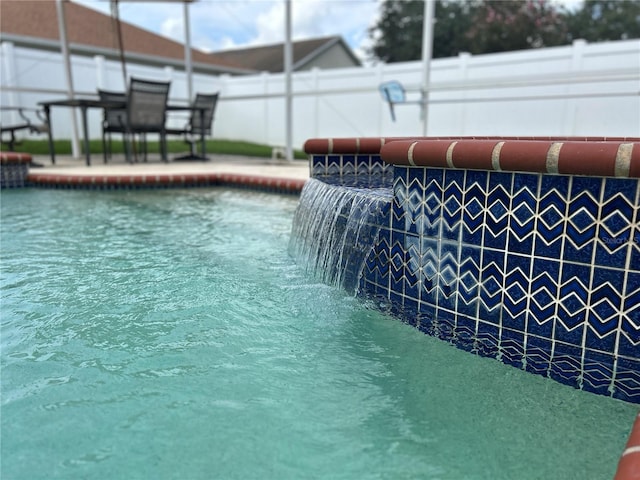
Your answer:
74,0 -> 381,60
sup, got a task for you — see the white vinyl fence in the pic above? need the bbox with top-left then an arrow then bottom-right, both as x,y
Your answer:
1,38 -> 639,151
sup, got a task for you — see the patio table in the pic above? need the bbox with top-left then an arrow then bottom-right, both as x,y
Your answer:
39,98 -> 210,166
39,98 -> 125,166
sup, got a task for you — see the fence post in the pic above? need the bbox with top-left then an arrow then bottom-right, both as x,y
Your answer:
260,71 -> 269,146
311,67 -> 320,138
565,39 -> 587,136
95,55 -> 106,90
376,62 -> 385,136
458,52 -> 471,135
1,41 -> 20,126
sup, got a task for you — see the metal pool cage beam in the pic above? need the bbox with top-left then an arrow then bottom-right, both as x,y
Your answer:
54,0 -> 196,159
378,0 -> 435,134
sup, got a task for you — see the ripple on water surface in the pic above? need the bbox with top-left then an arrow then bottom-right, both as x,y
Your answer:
0,189 -> 636,480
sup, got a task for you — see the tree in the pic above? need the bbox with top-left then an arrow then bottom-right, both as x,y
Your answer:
368,0 -> 425,62
465,0 -> 569,54
368,0 -> 479,61
566,0 -> 640,42
368,0 -> 640,63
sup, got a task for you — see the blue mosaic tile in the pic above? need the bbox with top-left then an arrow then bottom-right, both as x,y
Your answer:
483,172 -> 512,250
457,245 -> 481,318
341,154 -> 355,175
535,179 -> 568,260
595,179 -> 637,267
555,263 -> 591,345
619,272 -> 640,358
422,168 -> 444,238
548,342 -> 582,389
586,267 -> 624,353
461,172 -> 487,246
615,357 -> 640,404
525,335 -> 552,375
527,258 -> 559,338
441,170 -> 464,241
564,176 -> 602,264
508,173 -> 538,255
327,155 -> 341,176
435,309 -> 456,342
475,321 -> 500,358
438,241 -> 459,311
502,254 -> 531,332
479,249 -> 505,324
356,155 -> 370,175
581,349 -> 615,397
501,329 -> 525,369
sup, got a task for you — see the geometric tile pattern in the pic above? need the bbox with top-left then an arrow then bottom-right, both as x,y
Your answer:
1,152 -> 32,188
310,153 -> 393,178
357,166 -> 640,404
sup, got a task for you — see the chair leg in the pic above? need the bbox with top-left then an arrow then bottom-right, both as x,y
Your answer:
124,132 -> 133,164
102,132 -> 108,163
161,133 -> 168,162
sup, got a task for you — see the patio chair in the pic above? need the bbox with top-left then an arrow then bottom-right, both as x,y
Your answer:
166,92 -> 219,161
97,89 -> 127,163
124,77 -> 171,163
0,107 -> 49,151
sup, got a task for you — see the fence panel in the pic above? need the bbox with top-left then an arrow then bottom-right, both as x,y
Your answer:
1,39 -> 638,149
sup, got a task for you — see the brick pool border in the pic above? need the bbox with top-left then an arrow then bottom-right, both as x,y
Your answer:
304,136 -> 640,178
25,171 -> 306,194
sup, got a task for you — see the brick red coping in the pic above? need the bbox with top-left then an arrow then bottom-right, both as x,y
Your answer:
615,412 -> 640,480
27,172 -> 306,194
1,151 -> 32,164
304,137 -> 640,178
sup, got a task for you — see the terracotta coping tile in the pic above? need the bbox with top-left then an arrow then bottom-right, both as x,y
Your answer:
615,413 -> 640,480
27,172 -> 306,194
305,136 -> 640,177
0,152 -> 32,164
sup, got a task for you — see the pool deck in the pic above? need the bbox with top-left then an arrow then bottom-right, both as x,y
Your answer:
24,153 -> 311,192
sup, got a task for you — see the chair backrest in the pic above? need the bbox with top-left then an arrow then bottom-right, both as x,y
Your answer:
97,89 -> 127,129
126,78 -> 171,131
189,93 -> 219,135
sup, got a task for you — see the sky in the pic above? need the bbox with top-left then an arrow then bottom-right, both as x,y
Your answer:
74,0 -> 583,63
75,0 -> 381,61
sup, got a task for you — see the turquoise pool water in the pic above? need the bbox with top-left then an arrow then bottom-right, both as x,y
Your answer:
1,189 -> 636,480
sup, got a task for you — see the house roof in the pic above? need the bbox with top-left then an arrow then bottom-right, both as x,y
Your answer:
208,35 -> 362,73
0,0 -> 252,74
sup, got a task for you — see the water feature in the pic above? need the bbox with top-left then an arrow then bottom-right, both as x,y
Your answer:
289,177 -> 391,293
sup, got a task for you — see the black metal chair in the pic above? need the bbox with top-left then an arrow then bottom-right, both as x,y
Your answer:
97,89 -> 127,163
124,77 -> 171,163
166,92 -> 218,161
0,107 -> 49,151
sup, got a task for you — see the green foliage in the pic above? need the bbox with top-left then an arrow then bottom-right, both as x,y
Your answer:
4,138 -> 307,160
465,0 -> 569,54
368,0 -> 640,62
565,0 -> 640,42
368,0 -> 425,62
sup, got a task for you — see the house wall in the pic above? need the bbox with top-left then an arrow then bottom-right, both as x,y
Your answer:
1,39 -> 638,150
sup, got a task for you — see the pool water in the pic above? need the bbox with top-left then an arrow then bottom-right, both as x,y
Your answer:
1,189 -> 636,480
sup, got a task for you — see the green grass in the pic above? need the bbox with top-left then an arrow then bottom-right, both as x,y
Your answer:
6,138 -> 308,160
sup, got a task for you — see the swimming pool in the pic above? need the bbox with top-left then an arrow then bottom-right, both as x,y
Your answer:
1,188 -> 636,479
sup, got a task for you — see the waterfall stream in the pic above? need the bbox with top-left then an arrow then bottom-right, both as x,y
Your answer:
289,177 -> 391,294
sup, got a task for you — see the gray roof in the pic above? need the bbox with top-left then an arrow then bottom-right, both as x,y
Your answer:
207,35 -> 361,73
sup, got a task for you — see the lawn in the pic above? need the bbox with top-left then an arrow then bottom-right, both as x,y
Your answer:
6,138 -> 308,160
